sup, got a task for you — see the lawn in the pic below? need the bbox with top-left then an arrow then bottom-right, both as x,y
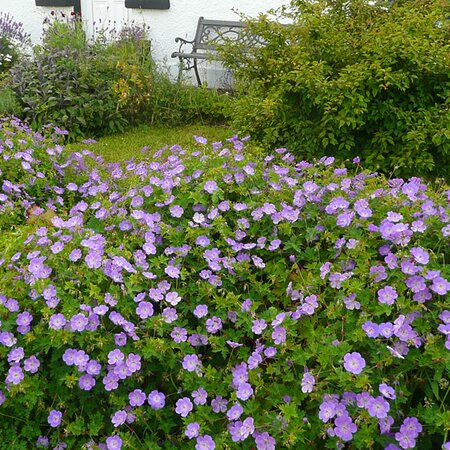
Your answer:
65,124 -> 233,162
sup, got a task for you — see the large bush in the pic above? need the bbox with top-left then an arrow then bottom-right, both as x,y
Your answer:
222,0 -> 450,180
0,118 -> 449,449
10,14 -> 154,140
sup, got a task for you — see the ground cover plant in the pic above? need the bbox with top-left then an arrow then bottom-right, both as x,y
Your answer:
0,117 -> 449,449
222,0 -> 450,180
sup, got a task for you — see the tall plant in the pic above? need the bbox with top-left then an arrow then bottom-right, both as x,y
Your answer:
0,12 -> 30,74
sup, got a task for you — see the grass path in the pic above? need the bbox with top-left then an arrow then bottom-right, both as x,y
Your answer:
65,123 -> 232,162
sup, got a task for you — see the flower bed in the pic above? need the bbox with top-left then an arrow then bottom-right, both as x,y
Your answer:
0,118 -> 449,449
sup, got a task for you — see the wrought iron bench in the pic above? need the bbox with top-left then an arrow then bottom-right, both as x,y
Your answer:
171,17 -> 262,87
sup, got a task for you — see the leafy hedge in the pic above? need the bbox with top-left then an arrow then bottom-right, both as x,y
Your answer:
222,0 -> 450,180
0,118 -> 449,449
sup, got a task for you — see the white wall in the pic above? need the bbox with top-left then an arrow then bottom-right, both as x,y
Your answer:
126,0 -> 285,65
126,0 -> 286,84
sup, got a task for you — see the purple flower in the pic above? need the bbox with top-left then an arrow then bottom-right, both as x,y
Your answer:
343,352 -> 366,375
272,326 -> 286,345
70,314 -> 89,332
362,321 -> 380,338
236,382 -> 253,401
204,181 -> 218,193
169,205 -> 184,218
264,347 -> 277,358
78,374 -> 95,391
129,389 -> 146,407
430,277 -> 450,295
194,135 -> 207,144
111,410 -> 127,427
186,422 -> 200,439
227,402 -> 244,420
49,313 -> 67,330
74,350 -> 89,368
254,432 -> 276,450
319,401 -> 336,422
195,435 -> 215,450
165,264 -> 180,279
182,354 -> 201,372
114,332 -> 127,346
136,301 -> 154,319
192,387 -> 208,405
379,383 -> 396,400
48,409 -> 62,427
162,307 -> 178,323
205,316 -> 222,334
410,247 -> 429,265
106,435 -> 122,450
175,397 -> 193,417
251,319 -> 267,335
86,359 -> 101,376
6,365 -> 24,385
171,327 -> 188,343
36,436 -> 49,447
229,417 -> 255,442
16,312 -> 33,326
24,355 -> 40,373
377,286 -> 398,305
379,415 -> 394,434
211,395 -> 228,412
334,414 -> 357,441
367,396 -> 390,419
399,417 -> 422,438
108,349 -> 125,365
395,432 -> 416,449
148,390 -> 165,409
301,371 -> 315,393
126,353 -> 141,373
85,251 -> 102,269
8,347 -> 24,363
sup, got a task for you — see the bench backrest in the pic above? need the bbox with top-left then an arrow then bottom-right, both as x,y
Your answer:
193,17 -> 263,53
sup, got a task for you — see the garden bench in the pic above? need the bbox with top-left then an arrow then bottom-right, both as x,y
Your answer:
171,16 -> 263,87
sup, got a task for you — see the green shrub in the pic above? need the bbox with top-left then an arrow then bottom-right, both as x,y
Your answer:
10,15 -> 154,141
222,0 -> 450,180
0,118 -> 449,449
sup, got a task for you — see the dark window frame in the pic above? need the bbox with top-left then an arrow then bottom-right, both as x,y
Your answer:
125,0 -> 170,9
35,0 -> 81,14
35,0 -> 74,6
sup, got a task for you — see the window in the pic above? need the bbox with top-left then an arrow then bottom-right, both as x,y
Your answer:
125,0 -> 170,9
35,0 -> 74,5
35,0 -> 81,14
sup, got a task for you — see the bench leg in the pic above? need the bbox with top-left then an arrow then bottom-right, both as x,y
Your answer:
193,59 -> 202,87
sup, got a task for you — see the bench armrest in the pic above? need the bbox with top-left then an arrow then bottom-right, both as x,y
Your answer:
173,36 -> 196,55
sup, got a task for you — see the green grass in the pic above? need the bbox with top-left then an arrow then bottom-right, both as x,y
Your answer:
0,86 -> 21,116
65,123 -> 233,162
